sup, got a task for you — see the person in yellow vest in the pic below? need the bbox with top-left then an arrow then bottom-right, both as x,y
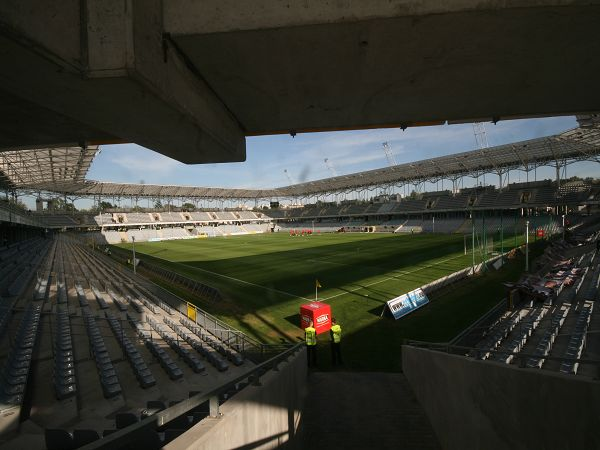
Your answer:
330,318 -> 342,366
305,320 -> 317,367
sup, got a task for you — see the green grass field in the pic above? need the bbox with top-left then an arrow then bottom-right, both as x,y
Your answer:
119,232 -> 528,371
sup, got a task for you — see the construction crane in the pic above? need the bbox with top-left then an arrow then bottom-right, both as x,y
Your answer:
283,169 -> 294,184
324,158 -> 338,177
382,142 -> 397,167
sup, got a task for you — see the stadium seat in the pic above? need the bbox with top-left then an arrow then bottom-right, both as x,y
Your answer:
72,429 -> 100,447
115,412 -> 138,429
45,429 -> 75,450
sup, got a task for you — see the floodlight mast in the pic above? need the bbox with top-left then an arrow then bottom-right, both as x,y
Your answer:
382,142 -> 397,167
473,122 -> 490,150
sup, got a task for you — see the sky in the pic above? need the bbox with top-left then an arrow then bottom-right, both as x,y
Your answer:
32,114 -> 598,209
88,115 -> 585,193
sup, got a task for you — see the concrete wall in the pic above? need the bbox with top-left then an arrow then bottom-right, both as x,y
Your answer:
402,346 -> 600,450
166,348 -> 307,450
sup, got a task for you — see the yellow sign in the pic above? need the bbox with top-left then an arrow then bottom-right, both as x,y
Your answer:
187,303 -> 197,322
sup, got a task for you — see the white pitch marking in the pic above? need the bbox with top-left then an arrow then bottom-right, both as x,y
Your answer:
142,250 -> 464,304
319,253 -> 465,302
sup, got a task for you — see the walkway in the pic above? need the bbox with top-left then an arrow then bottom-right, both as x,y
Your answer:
301,372 -> 440,450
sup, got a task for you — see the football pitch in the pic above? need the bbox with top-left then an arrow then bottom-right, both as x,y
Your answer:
120,232 -> 526,370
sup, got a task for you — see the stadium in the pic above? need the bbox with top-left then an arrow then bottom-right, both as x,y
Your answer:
1,3 -> 600,450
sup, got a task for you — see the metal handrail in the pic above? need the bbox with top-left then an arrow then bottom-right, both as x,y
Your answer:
82,342 -> 304,449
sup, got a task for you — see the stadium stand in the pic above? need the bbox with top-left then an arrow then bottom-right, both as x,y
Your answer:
160,227 -> 191,239
0,232 -> 274,449
237,210 -> 258,220
242,223 -> 270,233
466,227 -> 600,376
189,211 -> 213,221
395,219 -> 423,233
1,118 -> 599,448
125,212 -> 153,224
157,212 -> 183,223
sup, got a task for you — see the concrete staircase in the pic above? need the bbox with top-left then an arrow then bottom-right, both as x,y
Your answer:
301,372 -> 440,449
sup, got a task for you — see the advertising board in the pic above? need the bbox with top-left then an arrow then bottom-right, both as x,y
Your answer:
386,288 -> 430,320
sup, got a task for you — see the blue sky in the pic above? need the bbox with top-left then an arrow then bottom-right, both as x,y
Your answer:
88,116 -> 586,192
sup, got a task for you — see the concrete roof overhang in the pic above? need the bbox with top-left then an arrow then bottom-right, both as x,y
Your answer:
0,1 -> 599,163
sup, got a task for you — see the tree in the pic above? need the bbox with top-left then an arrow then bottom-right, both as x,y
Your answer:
53,197 -> 76,212
181,202 -> 196,211
5,198 -> 28,211
99,201 -> 113,210
154,200 -> 163,209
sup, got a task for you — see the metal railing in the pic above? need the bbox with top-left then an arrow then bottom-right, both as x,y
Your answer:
81,342 -> 304,450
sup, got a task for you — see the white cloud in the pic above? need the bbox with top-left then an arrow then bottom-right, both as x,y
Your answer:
109,154 -> 179,175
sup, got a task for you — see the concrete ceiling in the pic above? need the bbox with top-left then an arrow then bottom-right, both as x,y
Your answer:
0,1 -> 599,164
168,3 -> 600,134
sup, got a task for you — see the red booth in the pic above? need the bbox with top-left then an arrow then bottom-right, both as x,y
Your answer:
300,302 -> 331,335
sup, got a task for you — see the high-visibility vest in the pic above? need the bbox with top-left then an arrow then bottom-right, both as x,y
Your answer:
305,327 -> 316,346
331,324 -> 342,343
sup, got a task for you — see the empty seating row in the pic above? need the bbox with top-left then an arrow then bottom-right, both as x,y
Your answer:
105,312 -> 156,388
144,339 -> 184,381
0,298 -> 12,339
129,296 -> 144,313
526,306 -> 571,369
164,318 -> 231,372
107,288 -> 128,312
236,210 -> 258,220
147,317 -> 204,373
45,428 -> 100,450
82,308 -> 122,398
0,237 -> 41,262
141,297 -> 159,314
560,301 -> 594,375
582,264 -> 600,300
1,239 -> 48,296
33,275 -> 49,301
0,302 -> 42,409
53,397 -> 212,449
471,309 -> 526,360
56,278 -> 68,304
178,317 -> 234,370
8,247 -> 48,297
90,285 -> 109,309
491,307 -> 548,364
127,313 -> 150,339
75,284 -> 89,307
53,307 -> 77,400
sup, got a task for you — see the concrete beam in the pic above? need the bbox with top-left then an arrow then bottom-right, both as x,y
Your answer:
0,0 -> 245,163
